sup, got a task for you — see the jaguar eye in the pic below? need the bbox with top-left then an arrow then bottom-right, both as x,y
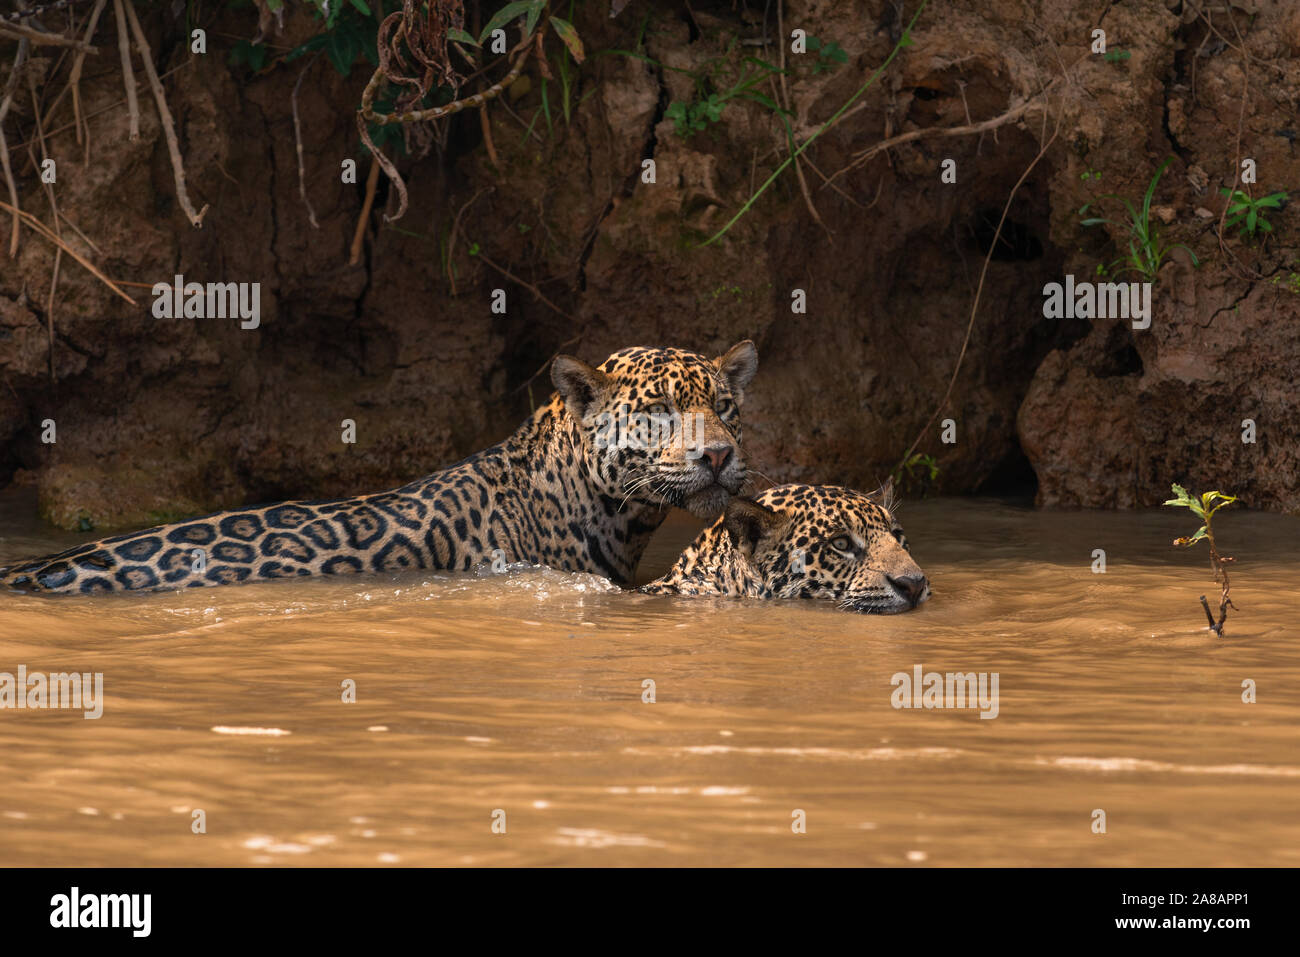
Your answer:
892,529 -> 908,548
645,403 -> 668,417
830,536 -> 853,553
714,398 -> 735,416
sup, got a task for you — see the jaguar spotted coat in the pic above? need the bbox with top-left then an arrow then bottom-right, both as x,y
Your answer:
641,484 -> 930,614
1,342 -> 759,595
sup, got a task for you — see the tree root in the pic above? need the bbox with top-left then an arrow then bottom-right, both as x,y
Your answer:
111,0 -> 137,140
357,26 -> 539,224
292,54 -> 320,230
348,156 -> 380,267
120,0 -> 207,227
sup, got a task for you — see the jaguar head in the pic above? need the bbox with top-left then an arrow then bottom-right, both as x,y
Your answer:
551,341 -> 758,517
723,484 -> 930,614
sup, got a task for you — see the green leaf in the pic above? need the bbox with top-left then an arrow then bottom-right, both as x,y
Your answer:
1247,208 -> 1257,233
447,27 -> 480,46
740,90 -> 784,112
325,26 -> 359,75
524,0 -> 545,39
284,32 -> 328,64
548,16 -> 585,63
349,0 -> 371,14
1189,526 -> 1207,542
479,1 -> 537,45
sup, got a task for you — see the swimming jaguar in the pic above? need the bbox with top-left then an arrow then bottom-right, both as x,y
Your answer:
641,484 -> 929,614
0,342 -> 759,594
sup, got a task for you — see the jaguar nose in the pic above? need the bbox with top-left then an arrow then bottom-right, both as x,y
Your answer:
698,443 -> 733,477
887,574 -> 928,607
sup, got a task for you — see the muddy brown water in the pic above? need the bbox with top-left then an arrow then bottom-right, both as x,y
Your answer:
0,489 -> 1296,866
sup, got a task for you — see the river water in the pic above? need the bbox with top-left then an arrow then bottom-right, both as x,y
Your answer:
0,489 -> 1296,866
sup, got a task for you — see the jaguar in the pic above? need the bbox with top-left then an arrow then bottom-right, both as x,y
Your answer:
1,342 -> 759,594
641,483 -> 930,614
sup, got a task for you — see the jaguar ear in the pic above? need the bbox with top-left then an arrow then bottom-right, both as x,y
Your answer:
551,355 -> 612,421
714,340 -> 758,398
723,497 -> 784,558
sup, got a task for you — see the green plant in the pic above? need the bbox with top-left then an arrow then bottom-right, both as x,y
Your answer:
699,0 -> 930,246
890,452 -> 940,497
1268,270 -> 1300,294
1103,48 -> 1131,63
665,51 -> 786,138
1079,157 -> 1199,281
1080,168 -> 1101,182
805,35 -> 848,74
1219,188 -> 1288,240
1163,484 -> 1238,636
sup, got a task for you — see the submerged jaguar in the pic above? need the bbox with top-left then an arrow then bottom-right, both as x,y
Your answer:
642,484 -> 929,614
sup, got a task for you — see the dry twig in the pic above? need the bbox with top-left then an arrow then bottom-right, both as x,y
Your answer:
0,198 -> 136,304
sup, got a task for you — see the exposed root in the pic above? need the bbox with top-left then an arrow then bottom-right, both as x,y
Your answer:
120,0 -> 208,226
0,38 -> 27,256
111,0 -> 137,140
349,155 -> 380,266
446,186 -> 491,296
774,0 -> 830,242
827,83 -> 1057,188
358,25 -> 538,223
65,0 -> 109,151
479,102 -> 499,168
292,55 -> 320,230
28,78 -> 61,381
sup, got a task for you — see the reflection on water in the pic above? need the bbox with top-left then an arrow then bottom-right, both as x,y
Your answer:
1,489 -> 1297,866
